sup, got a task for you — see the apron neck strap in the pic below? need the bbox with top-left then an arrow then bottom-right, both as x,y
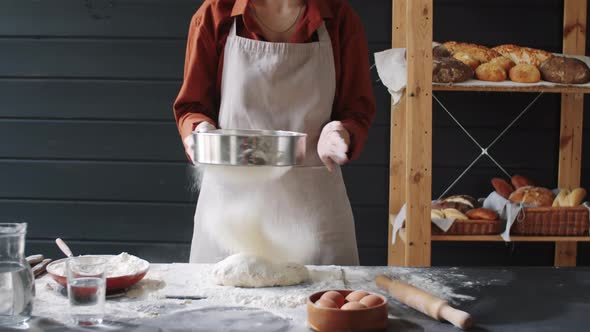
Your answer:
230,18 -> 330,43
316,23 -> 330,43
230,18 -> 238,37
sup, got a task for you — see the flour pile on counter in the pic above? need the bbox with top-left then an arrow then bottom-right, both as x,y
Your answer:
51,252 -> 146,277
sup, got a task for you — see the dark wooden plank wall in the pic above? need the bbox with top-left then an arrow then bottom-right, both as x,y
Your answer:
0,0 -> 588,266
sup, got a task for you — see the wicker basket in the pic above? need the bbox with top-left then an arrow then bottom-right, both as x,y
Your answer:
511,206 -> 589,236
432,219 -> 503,235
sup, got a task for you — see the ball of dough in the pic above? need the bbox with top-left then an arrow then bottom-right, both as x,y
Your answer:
212,253 -> 310,288
509,64 -> 541,83
475,63 -> 507,82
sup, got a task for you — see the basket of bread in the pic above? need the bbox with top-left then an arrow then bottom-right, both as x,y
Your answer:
431,195 -> 503,235
490,175 -> 589,236
432,41 -> 590,85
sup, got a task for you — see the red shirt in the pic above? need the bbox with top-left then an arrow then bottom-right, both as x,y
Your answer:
173,0 -> 376,160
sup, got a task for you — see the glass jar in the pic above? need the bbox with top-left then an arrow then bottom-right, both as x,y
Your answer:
0,223 -> 35,326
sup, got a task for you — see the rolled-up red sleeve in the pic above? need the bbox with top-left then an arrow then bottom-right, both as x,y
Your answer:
331,9 -> 376,161
173,8 -> 220,141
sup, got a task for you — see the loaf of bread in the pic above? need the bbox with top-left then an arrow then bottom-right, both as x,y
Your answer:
509,186 -> 555,207
431,209 -> 446,220
492,178 -> 515,199
466,208 -> 499,221
553,188 -> 587,207
442,208 -> 468,221
442,195 -> 479,209
433,44 -> 452,58
539,56 -> 590,84
443,41 -> 502,63
433,201 -> 471,213
489,56 -> 516,72
492,44 -> 554,67
453,52 -> 480,71
511,175 -> 535,189
509,64 -> 541,83
570,188 -> 587,206
553,189 -> 569,207
433,57 -> 474,83
476,63 -> 507,82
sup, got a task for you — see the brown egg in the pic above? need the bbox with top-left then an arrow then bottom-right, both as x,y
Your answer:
314,298 -> 338,309
340,301 -> 367,310
320,291 -> 346,308
359,294 -> 383,308
345,290 -> 370,302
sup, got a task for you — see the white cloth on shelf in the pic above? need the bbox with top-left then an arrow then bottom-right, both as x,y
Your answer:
374,42 -> 441,107
390,201 -> 455,245
374,48 -> 407,106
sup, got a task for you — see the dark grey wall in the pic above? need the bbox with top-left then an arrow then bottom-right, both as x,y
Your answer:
0,0 -> 588,266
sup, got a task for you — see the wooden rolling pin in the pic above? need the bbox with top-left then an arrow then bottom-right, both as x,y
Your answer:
376,275 -> 473,330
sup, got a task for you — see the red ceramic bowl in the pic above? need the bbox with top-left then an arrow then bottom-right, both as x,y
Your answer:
46,255 -> 149,292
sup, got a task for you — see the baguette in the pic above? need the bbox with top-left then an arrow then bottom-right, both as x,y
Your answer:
492,178 -> 515,199
511,175 -> 535,189
553,189 -> 570,207
569,188 -> 587,206
492,44 -> 553,67
443,41 -> 502,63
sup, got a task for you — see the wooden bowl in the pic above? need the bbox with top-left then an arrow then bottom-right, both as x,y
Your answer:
307,290 -> 389,332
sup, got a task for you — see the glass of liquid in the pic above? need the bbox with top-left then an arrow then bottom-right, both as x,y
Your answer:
66,256 -> 107,326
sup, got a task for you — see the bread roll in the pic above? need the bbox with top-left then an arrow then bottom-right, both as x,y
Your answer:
466,208 -> 499,221
435,201 -> 472,213
509,64 -> 541,83
490,56 -> 516,72
509,186 -> 555,207
442,195 -> 478,209
476,63 -> 507,82
539,56 -> 590,84
568,188 -> 587,206
553,189 -> 571,207
442,208 -> 468,221
492,178 -> 515,199
431,209 -> 446,220
453,52 -> 480,71
443,41 -> 502,63
492,44 -> 554,67
433,57 -> 474,83
511,175 -> 535,189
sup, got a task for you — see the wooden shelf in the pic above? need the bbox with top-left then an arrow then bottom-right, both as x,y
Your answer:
432,234 -> 590,242
397,229 -> 590,243
433,83 -> 590,94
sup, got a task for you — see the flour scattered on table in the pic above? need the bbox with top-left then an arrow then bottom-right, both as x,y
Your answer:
342,266 -> 478,303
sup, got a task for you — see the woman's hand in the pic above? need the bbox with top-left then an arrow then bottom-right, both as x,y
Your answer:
317,121 -> 351,172
183,121 -> 216,163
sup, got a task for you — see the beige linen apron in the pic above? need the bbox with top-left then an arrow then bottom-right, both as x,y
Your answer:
189,19 -> 359,266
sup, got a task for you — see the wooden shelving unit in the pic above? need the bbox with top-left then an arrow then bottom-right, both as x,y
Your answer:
388,0 -> 588,267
